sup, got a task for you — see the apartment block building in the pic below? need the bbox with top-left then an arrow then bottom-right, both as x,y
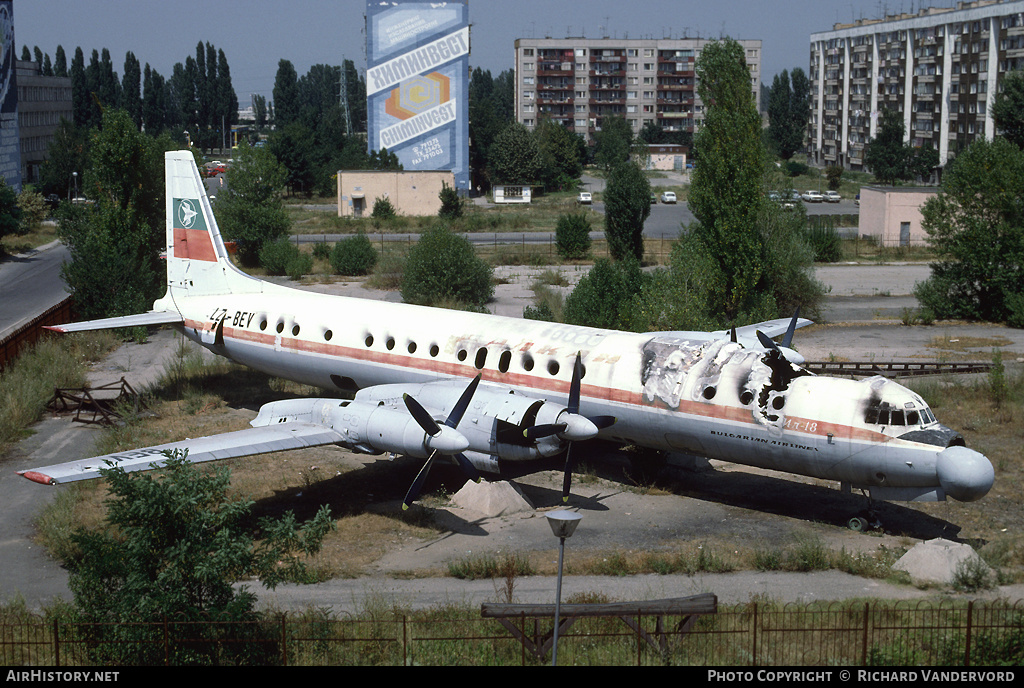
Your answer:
513,37 -> 762,143
809,0 -> 1024,171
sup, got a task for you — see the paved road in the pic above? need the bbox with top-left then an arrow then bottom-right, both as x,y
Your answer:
0,240 -> 70,341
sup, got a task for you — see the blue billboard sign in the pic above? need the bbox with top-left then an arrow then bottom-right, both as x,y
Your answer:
0,1 -> 20,192
366,1 -> 469,193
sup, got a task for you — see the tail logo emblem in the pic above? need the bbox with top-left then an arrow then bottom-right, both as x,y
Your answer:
178,199 -> 198,229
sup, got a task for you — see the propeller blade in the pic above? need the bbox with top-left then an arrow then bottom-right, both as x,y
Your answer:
730,326 -> 737,343
403,451 -> 438,510
404,394 -> 441,436
452,453 -> 482,483
568,352 -> 583,414
561,443 -> 575,503
445,374 -> 481,429
524,423 -> 567,440
756,330 -> 782,354
781,307 -> 801,349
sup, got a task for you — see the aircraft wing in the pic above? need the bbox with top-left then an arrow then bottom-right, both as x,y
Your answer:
18,422 -> 346,485
45,310 -> 184,333
729,316 -> 813,341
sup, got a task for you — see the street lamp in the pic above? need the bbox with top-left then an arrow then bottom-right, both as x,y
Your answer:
71,172 -> 77,202
546,509 -> 582,666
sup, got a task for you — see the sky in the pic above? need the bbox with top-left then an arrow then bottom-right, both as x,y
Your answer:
12,0 -> 967,106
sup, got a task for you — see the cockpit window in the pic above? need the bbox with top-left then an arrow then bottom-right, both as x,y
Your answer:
866,401 -> 934,426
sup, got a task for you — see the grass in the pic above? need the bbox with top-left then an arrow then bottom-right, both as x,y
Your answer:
0,221 -> 59,256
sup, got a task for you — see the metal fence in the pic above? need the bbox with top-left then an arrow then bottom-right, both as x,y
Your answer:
3,599 -> 1021,666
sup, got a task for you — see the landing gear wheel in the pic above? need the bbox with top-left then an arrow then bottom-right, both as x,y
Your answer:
848,516 -> 869,532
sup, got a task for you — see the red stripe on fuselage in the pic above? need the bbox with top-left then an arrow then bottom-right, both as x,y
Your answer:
183,317 -> 892,446
173,227 -> 218,262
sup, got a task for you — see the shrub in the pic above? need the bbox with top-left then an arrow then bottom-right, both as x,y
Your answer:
805,219 -> 843,263
401,225 -> 493,308
330,233 -> 378,276
438,181 -> 463,221
555,212 -> 592,260
259,238 -> 310,278
371,196 -> 396,220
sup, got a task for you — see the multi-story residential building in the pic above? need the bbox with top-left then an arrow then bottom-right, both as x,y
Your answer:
809,0 -> 1024,171
513,37 -> 762,144
15,59 -> 73,184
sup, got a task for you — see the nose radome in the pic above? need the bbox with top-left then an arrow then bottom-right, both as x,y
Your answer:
936,446 -> 994,502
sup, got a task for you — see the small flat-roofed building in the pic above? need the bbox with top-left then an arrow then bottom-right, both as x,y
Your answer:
337,170 -> 454,217
859,186 -> 938,247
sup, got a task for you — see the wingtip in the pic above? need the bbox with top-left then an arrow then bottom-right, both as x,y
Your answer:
18,471 -> 56,485
42,326 -> 68,334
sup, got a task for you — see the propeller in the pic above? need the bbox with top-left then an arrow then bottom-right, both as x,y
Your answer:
781,307 -> 800,349
554,353 -> 616,503
401,375 -> 482,510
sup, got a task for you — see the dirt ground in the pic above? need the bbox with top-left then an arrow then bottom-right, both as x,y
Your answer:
4,262 -> 1024,611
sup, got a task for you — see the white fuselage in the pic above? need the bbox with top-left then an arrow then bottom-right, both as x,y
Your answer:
166,281 -> 993,503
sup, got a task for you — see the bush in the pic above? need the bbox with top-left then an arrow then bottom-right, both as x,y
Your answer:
555,212 -> 592,260
259,238 -> 311,278
805,219 -> 843,263
371,196 -> 396,220
438,181 -> 463,221
330,233 -> 378,276
401,225 -> 493,308
785,160 -> 810,177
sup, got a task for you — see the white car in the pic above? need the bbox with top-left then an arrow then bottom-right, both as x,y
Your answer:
660,191 -> 677,204
801,190 -> 824,203
577,191 -> 592,204
823,190 -> 841,203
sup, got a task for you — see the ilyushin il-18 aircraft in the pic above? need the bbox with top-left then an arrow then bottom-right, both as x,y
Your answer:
20,151 -> 994,527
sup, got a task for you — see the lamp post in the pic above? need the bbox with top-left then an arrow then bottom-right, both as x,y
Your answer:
546,509 -> 582,666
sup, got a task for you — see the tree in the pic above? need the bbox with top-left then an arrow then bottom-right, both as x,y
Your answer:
593,115 -> 634,172
487,122 -> 543,185
69,450 -> 333,665
555,212 -> 592,260
914,137 -> 1024,326
215,141 -> 290,266
767,68 -> 809,160
680,39 -> 823,324
864,108 -> 911,185
0,179 -> 22,249
120,52 -> 143,129
535,118 -> 583,191
57,109 -> 167,320
993,69 -> 1024,150
438,181 -> 463,220
401,225 -> 493,308
603,161 -> 651,262
562,257 -> 643,330
272,59 -> 300,128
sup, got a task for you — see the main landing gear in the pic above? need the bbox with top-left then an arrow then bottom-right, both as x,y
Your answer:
847,507 -> 883,532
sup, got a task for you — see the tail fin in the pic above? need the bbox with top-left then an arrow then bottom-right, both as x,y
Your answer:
164,151 -> 261,297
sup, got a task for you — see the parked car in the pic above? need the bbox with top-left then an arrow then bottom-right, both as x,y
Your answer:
769,191 -> 795,210
801,190 -> 824,203
854,193 -> 860,206
660,191 -> 677,204
823,190 -> 841,203
577,191 -> 592,205
650,192 -> 658,204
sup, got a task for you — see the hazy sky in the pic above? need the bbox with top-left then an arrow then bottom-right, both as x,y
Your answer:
13,0 -> 965,105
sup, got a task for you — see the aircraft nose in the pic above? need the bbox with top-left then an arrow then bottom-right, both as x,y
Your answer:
936,445 -> 994,502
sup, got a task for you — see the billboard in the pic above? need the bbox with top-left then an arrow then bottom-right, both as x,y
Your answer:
366,1 -> 469,193
0,0 -> 19,192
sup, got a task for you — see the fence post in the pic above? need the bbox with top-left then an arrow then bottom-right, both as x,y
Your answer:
861,602 -> 870,666
280,614 -> 288,666
965,600 -> 974,666
53,618 -> 61,667
751,602 -> 758,667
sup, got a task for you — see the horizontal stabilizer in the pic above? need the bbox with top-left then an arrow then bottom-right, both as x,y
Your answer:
18,422 -> 345,485
45,311 -> 183,333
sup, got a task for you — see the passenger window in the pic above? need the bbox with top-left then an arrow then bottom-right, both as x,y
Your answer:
498,350 -> 511,373
407,342 -> 417,354
292,325 -> 300,336
365,335 -> 374,347
522,354 -> 534,372
429,344 -> 439,357
457,349 -> 468,361
324,330 -> 333,341
386,337 -> 396,350
475,348 -> 487,370
548,360 -> 560,376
